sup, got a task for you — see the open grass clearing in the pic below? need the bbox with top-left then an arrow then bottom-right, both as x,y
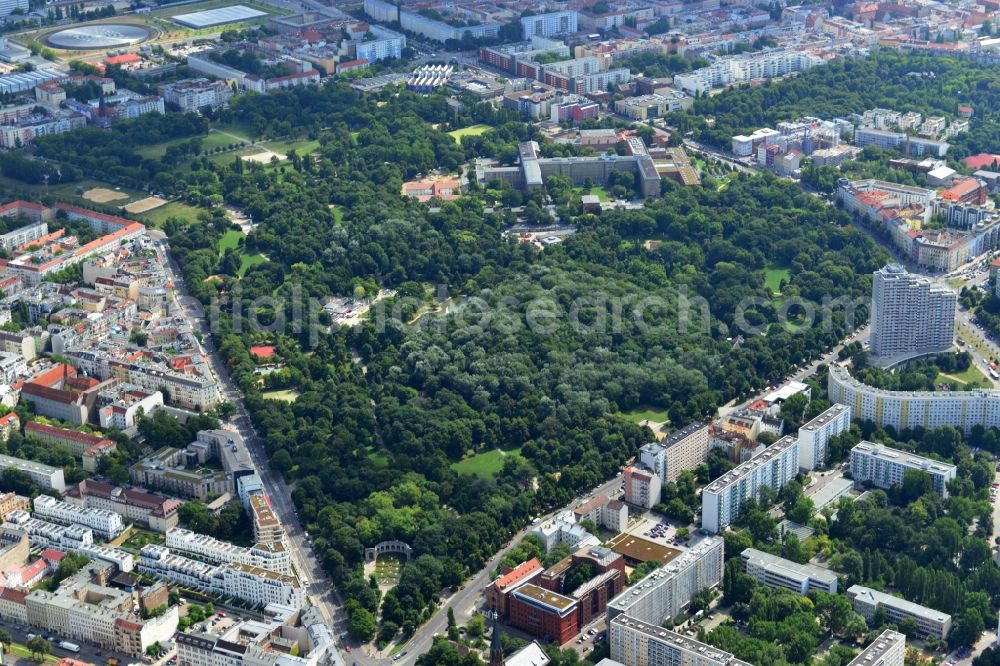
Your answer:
262,389 -> 300,402
765,265 -> 791,296
576,185 -> 610,202
137,200 -> 205,227
239,253 -> 267,276
448,124 -> 491,143
218,228 -> 244,254
936,364 -> 990,388
451,447 -> 523,478
620,405 -> 670,424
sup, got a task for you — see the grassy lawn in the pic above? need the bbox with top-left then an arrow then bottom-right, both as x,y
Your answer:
138,200 -> 206,227
936,364 -> 990,389
120,529 -> 165,554
451,448 -> 523,478
331,206 -> 344,224
262,389 -> 300,402
621,405 -> 670,424
239,253 -> 267,276
576,186 -> 610,202
266,138 -> 321,155
9,642 -> 58,664
218,229 -> 244,254
765,265 -> 791,296
448,124 -> 491,143
374,553 -> 405,586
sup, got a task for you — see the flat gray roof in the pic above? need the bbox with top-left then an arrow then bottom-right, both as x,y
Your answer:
741,548 -> 837,585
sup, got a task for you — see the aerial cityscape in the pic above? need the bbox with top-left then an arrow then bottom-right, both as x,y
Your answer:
0,1 -> 995,666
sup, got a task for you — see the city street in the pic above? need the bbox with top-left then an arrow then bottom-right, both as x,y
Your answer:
151,233 -> 351,666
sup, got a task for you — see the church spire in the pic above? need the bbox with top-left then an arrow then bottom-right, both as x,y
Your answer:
489,611 -> 504,666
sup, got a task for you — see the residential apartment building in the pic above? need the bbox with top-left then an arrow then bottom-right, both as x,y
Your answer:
870,264 -> 956,364
64,480 -> 179,533
850,442 -> 957,497
639,422 -> 711,484
606,537 -> 724,626
854,128 -> 949,157
623,466 -> 661,509
3,563 -> 177,655
830,360 -> 1000,432
740,548 -> 837,595
847,585 -> 951,639
166,528 -> 291,575
3,511 -> 134,572
138,545 -> 303,608
249,493 -> 282,544
0,492 -> 28,520
33,495 -> 124,540
673,50 -> 823,95
0,454 -> 64,492
610,615 -> 751,666
701,436 -> 799,534
176,606 -> 333,666
846,630 -> 906,666
0,111 -> 87,148
159,79 -> 233,112
25,422 -> 116,468
521,10 -> 577,39
797,404 -> 851,471
130,430 -> 254,500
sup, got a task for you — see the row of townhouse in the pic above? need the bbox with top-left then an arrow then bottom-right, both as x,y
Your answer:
3,510 -> 134,572
166,527 -> 291,575
32,494 -> 124,540
138,544 -> 304,608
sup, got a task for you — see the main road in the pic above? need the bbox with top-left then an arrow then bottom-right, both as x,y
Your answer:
150,231 -> 353,666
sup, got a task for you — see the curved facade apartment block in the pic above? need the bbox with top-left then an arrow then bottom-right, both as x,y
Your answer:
828,364 -> 1000,434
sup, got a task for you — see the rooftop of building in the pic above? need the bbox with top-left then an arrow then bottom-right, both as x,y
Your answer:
511,583 -> 576,612
847,630 -> 905,666
800,403 -> 849,432
741,547 -> 837,584
610,615 -> 735,663
605,532 -> 682,566
851,441 -> 957,474
847,585 -> 951,623
705,435 -> 798,493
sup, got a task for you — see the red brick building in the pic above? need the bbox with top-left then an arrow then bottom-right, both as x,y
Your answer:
487,557 -> 543,616
507,583 -> 579,644
506,546 -> 624,644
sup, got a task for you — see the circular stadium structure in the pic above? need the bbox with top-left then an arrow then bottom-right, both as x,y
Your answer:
46,24 -> 149,50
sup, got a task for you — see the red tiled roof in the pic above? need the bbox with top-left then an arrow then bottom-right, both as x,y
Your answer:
26,422 -> 109,447
29,363 -> 75,388
41,549 -> 64,562
0,413 -> 18,427
105,53 -> 140,65
493,557 -> 542,592
0,587 -> 26,604
964,154 -> 1000,170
